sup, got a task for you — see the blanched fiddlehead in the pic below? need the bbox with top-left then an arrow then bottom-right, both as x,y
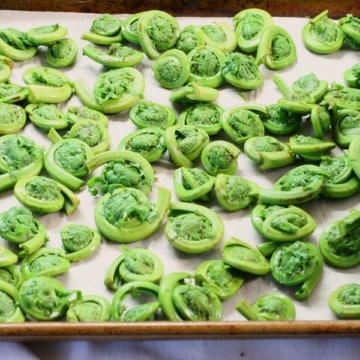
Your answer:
0,55 -> 13,83
0,82 -> 28,104
302,10 -> 344,54
270,240 -> 323,300
201,22 -> 236,53
332,109 -> 360,148
339,14 -> 360,50
94,186 -> 170,243
0,206 -> 48,258
319,209 -> 360,268
328,283 -> 360,319
175,25 -> 206,54
45,38 -> 78,68
19,275 -> 81,321
27,24 -> 67,46
236,292 -> 296,321
165,201 -> 224,254
343,63 -> 360,89
104,246 -> 163,290
0,103 -> 26,134
0,134 -> 44,192
14,175 -> 80,215
61,223 -> 101,263
159,272 -> 222,321
0,280 -> 25,323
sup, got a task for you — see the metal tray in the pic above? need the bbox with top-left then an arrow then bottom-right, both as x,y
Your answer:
1,10 -> 359,340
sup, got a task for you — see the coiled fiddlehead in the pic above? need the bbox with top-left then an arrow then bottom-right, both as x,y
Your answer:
165,201 -> 224,254
324,84 -> 360,111
0,82 -> 28,104
121,12 -> 145,44
159,272 -> 222,321
27,24 -> 67,46
236,292 -> 296,321
104,246 -> 163,290
66,295 -> 111,322
214,174 -> 259,211
201,140 -> 240,176
45,38 -> 78,68
0,245 -> 18,267
82,13 -> 122,45
111,280 -> 160,321
222,237 -> 270,275
270,241 -> 323,300
347,135 -> 360,180
86,149 -> 155,196
169,82 -> 219,104
195,259 -> 244,301
0,206 -> 48,258
319,209 -> 360,268
22,66 -> 73,103
339,14 -> 360,50
44,138 -> 94,191
14,175 -> 80,215
66,105 -> 109,127
175,25 -> 206,54
0,280 -> 25,323
0,103 -> 26,134
0,134 -> 44,192
19,276 -> 81,321
0,265 -> 23,288
328,283 -> 360,319
302,10 -> 344,54
343,63 -> 360,89
332,109 -> 360,148
201,22 -> 236,53
94,186 -> 170,243
61,223 -> 101,263
233,8 -> 273,53
0,55 -> 13,83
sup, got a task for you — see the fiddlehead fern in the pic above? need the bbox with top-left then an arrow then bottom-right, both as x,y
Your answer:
45,38 -> 78,68
175,25 -> 206,54
201,22 -> 236,53
328,283 -> 360,319
0,55 -> 13,83
27,24 -> 67,46
0,280 -> 25,323
0,103 -> 26,134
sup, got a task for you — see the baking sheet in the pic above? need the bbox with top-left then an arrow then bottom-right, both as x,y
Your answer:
0,10 -> 359,337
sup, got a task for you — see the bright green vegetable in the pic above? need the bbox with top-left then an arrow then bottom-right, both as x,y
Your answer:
332,108 -> 360,148
94,186 -> 170,243
61,223 -> 101,263
343,63 -> 360,88
19,276 -> 81,321
25,103 -> 69,132
159,272 -> 222,321
256,24 -> 297,70
201,22 -> 236,53
45,38 -> 78,68
137,10 -> 180,59
175,24 -> 206,54
328,283 -> 360,319
165,124 -> 210,168
0,134 -> 44,192
104,246 -> 163,291
111,280 -> 160,321
187,45 -> 225,88
195,259 -> 244,301
323,83 -> 360,111
86,149 -> 155,196
302,10 -> 344,54
66,294 -> 111,322
0,265 -> 23,288
82,14 -> 122,45
169,82 -> 219,104
22,66 -> 73,103
178,102 -> 223,136
165,201 -> 224,254
339,14 -> 360,50
20,247 -> 70,279
214,174 -> 259,211
27,24 -> 67,45
0,280 -> 25,322
129,100 -> 176,129
44,138 -> 94,191
173,167 -> 215,202
319,209 -> 360,268
14,175 -> 80,215
347,135 -> 360,180
0,82 -> 28,103
0,28 -> 37,61
201,140 -> 240,176
117,127 -> 166,163
259,164 -> 326,205
152,48 -> 190,89
0,245 -> 18,267
0,55 -> 12,83
0,103 -> 26,134
66,105 -> 109,127
121,12 -> 145,44
270,241 -> 323,300
83,43 -> 143,68
222,237 -> 270,275
220,104 -> 265,145
236,292 -> 296,321
221,51 -> 263,90
244,135 -> 295,170
74,67 -> 145,114
233,8 -> 273,53
309,104 -> 331,139
0,206 -> 48,258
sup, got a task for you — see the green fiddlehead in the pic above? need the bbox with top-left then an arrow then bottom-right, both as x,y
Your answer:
45,38 -> 78,68
0,82 -> 28,104
201,22 -> 236,53
27,24 -> 67,45
0,103 -> 26,134
0,280 -> 25,322
175,25 -> 206,54
0,55 -> 13,83
328,283 -> 360,319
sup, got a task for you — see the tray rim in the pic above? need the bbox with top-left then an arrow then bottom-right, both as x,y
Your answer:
1,320 -> 360,340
